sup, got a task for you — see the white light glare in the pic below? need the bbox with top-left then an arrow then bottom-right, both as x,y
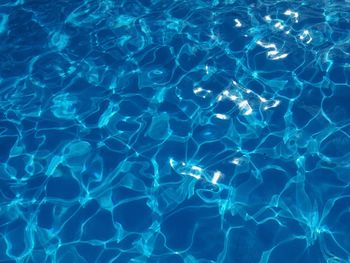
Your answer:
234,18 -> 242,28
211,171 -> 223,185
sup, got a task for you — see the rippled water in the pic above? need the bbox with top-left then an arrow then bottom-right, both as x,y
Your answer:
1,0 -> 350,262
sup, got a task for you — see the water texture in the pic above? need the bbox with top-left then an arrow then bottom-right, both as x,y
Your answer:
0,0 -> 350,262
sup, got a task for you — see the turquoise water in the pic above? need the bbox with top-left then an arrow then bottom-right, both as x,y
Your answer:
1,0 -> 350,262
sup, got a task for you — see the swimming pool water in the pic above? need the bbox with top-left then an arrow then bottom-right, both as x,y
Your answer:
1,0 -> 350,262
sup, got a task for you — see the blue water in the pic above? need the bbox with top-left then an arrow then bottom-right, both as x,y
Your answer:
0,0 -> 350,262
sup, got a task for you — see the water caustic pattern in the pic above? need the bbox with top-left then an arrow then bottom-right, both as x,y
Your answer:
0,0 -> 350,262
